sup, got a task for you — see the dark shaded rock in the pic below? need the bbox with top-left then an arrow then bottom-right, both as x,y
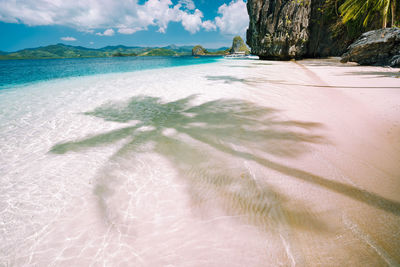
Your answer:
192,45 -> 206,56
246,0 -> 311,59
341,28 -> 400,67
307,0 -> 350,57
245,0 -> 369,59
230,36 -> 250,54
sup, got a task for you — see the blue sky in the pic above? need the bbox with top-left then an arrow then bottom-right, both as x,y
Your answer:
0,0 -> 249,52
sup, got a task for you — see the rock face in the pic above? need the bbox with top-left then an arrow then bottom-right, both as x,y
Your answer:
246,0 -> 354,59
306,0 -> 352,57
192,45 -> 206,56
341,28 -> 400,67
246,0 -> 311,59
230,36 -> 250,55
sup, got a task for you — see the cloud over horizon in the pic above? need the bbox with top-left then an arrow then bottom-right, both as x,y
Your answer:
96,29 -> 115,36
0,0 -> 248,36
60,36 -> 77,41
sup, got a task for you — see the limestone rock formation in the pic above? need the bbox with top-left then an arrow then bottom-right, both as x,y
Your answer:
192,45 -> 206,56
246,0 -> 355,59
246,0 -> 311,59
341,28 -> 400,67
230,36 -> 250,55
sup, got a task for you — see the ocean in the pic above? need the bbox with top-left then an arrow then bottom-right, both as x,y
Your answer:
0,56 -> 220,90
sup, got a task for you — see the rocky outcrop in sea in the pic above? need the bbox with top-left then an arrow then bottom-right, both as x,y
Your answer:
192,45 -> 206,56
341,28 -> 400,67
230,36 -> 250,55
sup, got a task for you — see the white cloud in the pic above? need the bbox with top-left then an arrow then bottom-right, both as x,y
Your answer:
138,0 -> 182,33
60,36 -> 77,41
178,0 -> 195,10
0,0 -> 212,35
0,0 -> 249,36
202,20 -> 217,31
96,29 -> 115,36
215,0 -> 249,35
118,27 -> 142,34
180,9 -> 204,34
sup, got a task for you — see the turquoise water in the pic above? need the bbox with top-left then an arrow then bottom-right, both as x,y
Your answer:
0,56 -> 220,90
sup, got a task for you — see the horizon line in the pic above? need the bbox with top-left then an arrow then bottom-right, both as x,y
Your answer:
0,42 -> 234,53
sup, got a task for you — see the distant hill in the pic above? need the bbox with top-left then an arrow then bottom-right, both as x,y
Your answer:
98,45 -> 146,54
98,45 -> 141,51
0,44 -> 106,60
192,45 -> 229,56
207,47 -> 230,52
0,44 -> 228,60
139,48 -> 180,56
162,45 -> 193,54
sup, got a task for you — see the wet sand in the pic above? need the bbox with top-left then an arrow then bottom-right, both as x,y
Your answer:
1,58 -> 400,266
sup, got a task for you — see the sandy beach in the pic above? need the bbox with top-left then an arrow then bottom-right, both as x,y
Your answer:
1,58 -> 399,266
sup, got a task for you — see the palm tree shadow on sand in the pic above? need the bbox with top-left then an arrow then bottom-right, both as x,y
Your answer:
50,95 -> 400,232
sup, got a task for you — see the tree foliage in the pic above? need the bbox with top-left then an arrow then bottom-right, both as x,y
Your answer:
339,0 -> 397,28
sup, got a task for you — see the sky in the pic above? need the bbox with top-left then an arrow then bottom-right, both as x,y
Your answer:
0,0 -> 249,52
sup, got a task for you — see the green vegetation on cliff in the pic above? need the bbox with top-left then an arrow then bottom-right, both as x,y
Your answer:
230,36 -> 250,55
339,0 -> 398,28
318,0 -> 399,37
310,0 -> 399,54
192,45 -> 207,56
192,45 -> 228,56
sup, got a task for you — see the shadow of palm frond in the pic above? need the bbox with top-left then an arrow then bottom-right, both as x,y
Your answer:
205,75 -> 294,87
226,65 -> 258,68
50,95 -> 400,232
204,75 -> 249,84
345,71 -> 400,79
205,75 -> 400,89
152,135 -> 330,232
51,95 -> 323,158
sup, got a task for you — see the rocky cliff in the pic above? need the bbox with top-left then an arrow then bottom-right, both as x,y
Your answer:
246,0 -> 310,59
192,45 -> 207,56
246,0 -> 354,59
230,36 -> 250,55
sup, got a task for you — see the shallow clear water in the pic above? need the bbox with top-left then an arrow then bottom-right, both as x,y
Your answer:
1,59 -> 399,266
0,56 -> 220,90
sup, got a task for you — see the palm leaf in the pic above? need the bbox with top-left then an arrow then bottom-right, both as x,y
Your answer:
339,0 -> 392,27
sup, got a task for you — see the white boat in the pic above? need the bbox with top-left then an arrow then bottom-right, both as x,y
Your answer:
224,52 -> 246,58
224,52 -> 259,59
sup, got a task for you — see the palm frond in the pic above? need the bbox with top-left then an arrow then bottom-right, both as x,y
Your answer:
339,0 -> 392,28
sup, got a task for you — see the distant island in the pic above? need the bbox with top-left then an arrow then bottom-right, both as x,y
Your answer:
0,44 -> 230,60
192,36 -> 250,56
191,45 -> 229,56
